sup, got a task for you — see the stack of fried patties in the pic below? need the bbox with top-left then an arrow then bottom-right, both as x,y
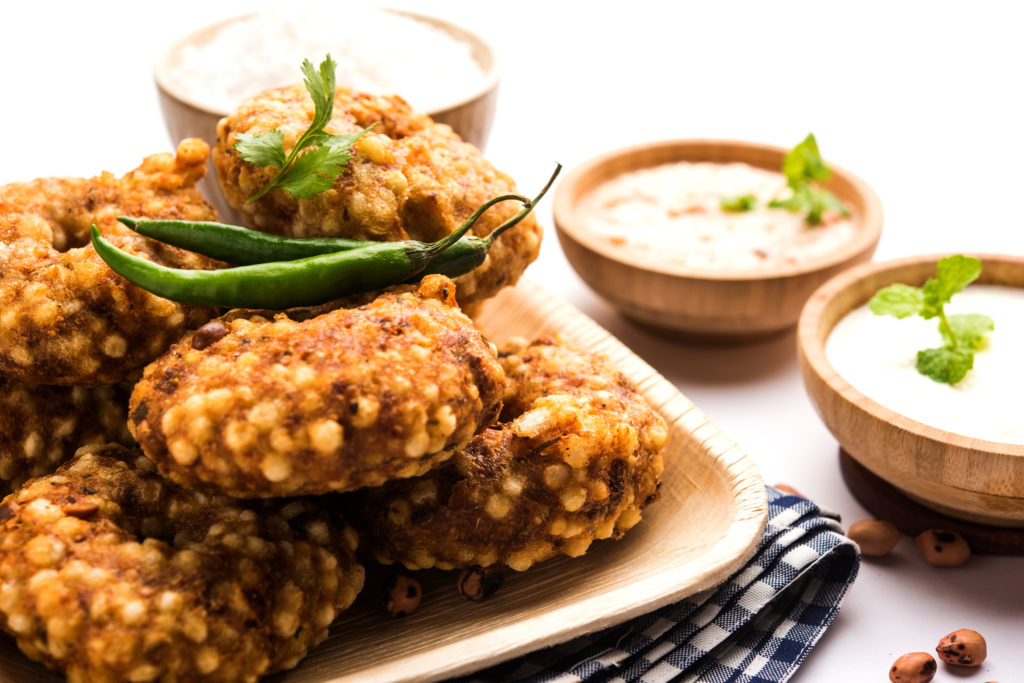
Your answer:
0,92 -> 667,683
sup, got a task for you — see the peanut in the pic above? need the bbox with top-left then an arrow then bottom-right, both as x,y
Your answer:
889,652 -> 936,682
915,529 -> 970,567
384,574 -> 421,618
936,628 -> 986,667
847,519 -> 901,557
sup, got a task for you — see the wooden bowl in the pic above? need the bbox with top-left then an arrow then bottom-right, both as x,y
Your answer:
154,9 -> 499,224
798,253 -> 1024,526
553,140 -> 883,342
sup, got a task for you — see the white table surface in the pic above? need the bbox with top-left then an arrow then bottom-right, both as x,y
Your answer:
3,1 -> 1023,680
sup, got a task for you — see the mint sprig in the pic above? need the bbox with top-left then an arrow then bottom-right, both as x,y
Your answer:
234,55 -> 374,203
869,255 -> 993,385
768,134 -> 850,226
717,133 -> 850,225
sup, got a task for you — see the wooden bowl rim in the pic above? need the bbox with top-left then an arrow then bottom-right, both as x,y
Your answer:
798,252 -> 1024,457
552,138 -> 884,283
153,8 -> 500,119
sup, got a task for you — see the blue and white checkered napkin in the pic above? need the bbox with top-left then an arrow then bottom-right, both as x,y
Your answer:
458,486 -> 860,683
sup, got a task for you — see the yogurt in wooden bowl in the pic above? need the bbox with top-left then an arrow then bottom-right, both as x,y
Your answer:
798,254 -> 1024,526
553,139 -> 883,342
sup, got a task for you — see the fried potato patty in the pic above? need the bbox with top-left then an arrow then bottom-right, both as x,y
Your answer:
214,86 -> 542,305
350,336 -> 668,572
0,139 -> 219,386
129,275 -> 505,498
0,446 -> 363,683
0,376 -> 133,497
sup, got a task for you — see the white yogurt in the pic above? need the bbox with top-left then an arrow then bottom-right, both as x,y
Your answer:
167,10 -> 488,114
576,161 -> 858,271
826,284 -> 1024,444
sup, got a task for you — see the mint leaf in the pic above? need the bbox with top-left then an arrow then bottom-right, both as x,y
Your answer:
870,255 -> 990,386
922,255 -> 982,318
720,194 -> 758,212
916,346 -> 974,385
782,133 -> 831,187
233,130 -> 287,169
945,313 -> 994,350
870,283 -> 925,318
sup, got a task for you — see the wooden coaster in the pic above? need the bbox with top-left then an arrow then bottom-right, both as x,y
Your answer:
839,449 -> 1024,555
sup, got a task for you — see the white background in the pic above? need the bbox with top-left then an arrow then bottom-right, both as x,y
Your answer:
3,1 -> 1023,680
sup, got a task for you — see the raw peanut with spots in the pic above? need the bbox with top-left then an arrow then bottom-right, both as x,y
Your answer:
889,652 -> 937,682
214,86 -> 542,306
129,275 -> 505,497
847,519 -> 902,557
774,484 -> 803,497
0,375 -> 134,497
458,566 -> 505,601
0,139 -> 220,386
384,574 -> 422,618
915,529 -> 971,567
0,445 -> 363,682
350,336 -> 667,572
936,628 -> 986,667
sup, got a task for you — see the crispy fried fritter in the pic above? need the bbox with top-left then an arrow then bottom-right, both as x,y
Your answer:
0,446 -> 363,683
214,86 -> 542,305
0,139 -> 219,386
349,336 -> 668,572
0,376 -> 133,497
129,275 -> 505,498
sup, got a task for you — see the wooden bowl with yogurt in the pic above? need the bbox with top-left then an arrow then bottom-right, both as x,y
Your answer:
154,8 -> 500,224
553,140 -> 883,342
798,253 -> 1024,527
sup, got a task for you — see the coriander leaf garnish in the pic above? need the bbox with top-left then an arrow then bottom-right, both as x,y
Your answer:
720,194 -> 759,213
768,133 -> 850,226
869,255 -> 993,385
234,55 -> 375,203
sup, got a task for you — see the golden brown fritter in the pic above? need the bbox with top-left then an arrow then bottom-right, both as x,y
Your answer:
0,446 -> 363,683
0,139 -> 220,386
129,275 -> 505,498
349,336 -> 668,572
214,86 -> 542,305
0,376 -> 133,497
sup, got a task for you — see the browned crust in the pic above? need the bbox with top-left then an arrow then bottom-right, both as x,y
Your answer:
213,85 -> 542,305
0,139 -> 220,386
129,275 -> 506,497
0,446 -> 363,683
0,376 -> 134,497
349,336 -> 668,572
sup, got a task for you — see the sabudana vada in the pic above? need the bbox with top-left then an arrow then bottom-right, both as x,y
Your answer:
0,376 -> 133,497
0,139 -> 219,386
350,336 -> 668,572
214,86 -> 542,306
129,275 -> 505,497
0,446 -> 363,683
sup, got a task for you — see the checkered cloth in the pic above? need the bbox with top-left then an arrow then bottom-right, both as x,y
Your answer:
456,486 -> 859,683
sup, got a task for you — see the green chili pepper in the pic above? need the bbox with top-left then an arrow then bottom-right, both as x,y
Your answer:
92,193 -> 524,309
115,217 -> 367,265
118,164 -> 560,283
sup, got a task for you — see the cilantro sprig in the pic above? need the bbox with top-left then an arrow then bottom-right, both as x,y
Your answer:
718,133 -> 849,225
869,255 -> 993,385
234,55 -> 374,203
